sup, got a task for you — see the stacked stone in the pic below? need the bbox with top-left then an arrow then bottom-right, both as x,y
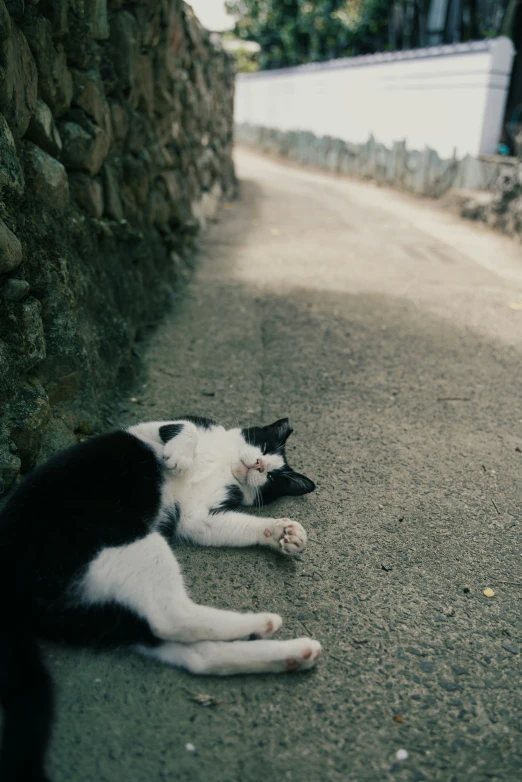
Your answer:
461,164 -> 522,240
0,0 -> 236,497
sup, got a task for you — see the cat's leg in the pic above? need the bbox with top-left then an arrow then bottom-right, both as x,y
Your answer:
136,637 -> 322,676
80,532 -> 282,643
181,511 -> 307,555
128,420 -> 198,473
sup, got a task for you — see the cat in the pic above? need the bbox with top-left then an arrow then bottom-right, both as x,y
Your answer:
0,415 -> 320,782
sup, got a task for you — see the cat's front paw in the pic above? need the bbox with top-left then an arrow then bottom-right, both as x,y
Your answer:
162,423 -> 198,474
269,519 -> 307,555
163,442 -> 194,475
164,452 -> 193,475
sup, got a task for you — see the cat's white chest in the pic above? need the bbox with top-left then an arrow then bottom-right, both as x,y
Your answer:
161,456 -> 237,525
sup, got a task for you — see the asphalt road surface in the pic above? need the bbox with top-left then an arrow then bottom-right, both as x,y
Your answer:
47,148 -> 522,782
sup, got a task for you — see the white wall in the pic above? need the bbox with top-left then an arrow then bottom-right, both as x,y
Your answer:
235,38 -> 515,159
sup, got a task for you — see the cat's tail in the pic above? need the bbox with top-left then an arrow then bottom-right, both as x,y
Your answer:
0,585 -> 54,781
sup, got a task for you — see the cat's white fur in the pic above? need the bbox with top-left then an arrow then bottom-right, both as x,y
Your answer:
80,420 -> 320,675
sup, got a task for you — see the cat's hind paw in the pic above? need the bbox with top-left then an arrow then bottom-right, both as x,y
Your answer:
284,638 -> 322,671
248,612 -> 283,640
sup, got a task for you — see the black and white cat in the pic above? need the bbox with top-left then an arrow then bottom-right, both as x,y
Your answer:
0,416 -> 320,782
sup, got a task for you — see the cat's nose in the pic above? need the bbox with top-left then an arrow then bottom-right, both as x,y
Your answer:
252,459 -> 264,473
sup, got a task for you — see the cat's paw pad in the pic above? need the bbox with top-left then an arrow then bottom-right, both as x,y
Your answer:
273,519 -> 307,555
249,613 -> 283,640
284,639 -> 322,672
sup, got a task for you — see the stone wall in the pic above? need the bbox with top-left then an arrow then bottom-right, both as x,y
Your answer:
236,123 -> 518,200
458,164 -> 522,241
0,0 -> 236,498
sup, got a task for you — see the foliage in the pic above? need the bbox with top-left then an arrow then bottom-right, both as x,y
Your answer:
225,0 -> 511,71
221,32 -> 260,73
233,47 -> 260,72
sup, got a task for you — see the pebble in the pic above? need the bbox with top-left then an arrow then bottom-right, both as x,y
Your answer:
451,666 -> 468,676
396,749 -> 408,760
483,588 -> 495,598
501,640 -> 518,655
185,743 -> 196,752
439,681 -> 459,692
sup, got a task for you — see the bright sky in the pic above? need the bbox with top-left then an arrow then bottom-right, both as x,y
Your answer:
187,0 -> 235,32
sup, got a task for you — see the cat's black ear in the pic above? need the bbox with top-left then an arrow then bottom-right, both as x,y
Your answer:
265,418 -> 293,445
282,471 -> 315,496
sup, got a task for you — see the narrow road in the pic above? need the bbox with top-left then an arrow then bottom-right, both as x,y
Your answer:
49,149 -> 522,782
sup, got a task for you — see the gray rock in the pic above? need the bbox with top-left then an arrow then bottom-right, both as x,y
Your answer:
86,0 -> 108,40
71,69 -> 111,142
60,118 -> 110,176
102,164 -> 123,220
0,443 -> 21,494
0,26 -> 38,139
3,278 -> 30,301
38,355 -> 78,405
109,100 -> 128,142
44,0 -> 68,38
0,218 -> 22,273
147,188 -> 170,229
2,294 -> 46,373
109,11 -> 138,91
123,153 -> 150,206
25,98 -> 63,157
451,666 -> 469,676
10,382 -> 51,470
0,112 -> 25,194
24,142 -> 70,210
70,173 -> 104,218
22,15 -> 73,116
130,49 -> 154,116
438,681 -> 459,692
37,416 -> 77,462
0,0 -> 11,41
5,0 -> 24,18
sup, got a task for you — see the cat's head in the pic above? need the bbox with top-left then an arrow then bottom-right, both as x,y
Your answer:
232,418 -> 315,506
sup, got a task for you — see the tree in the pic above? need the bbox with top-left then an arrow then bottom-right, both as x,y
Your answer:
225,0 -> 513,71
225,0 -> 357,70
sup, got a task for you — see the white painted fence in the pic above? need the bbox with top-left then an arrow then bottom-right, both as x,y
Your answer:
235,38 -> 515,159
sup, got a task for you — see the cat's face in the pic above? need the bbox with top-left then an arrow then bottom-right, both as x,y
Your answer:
232,418 -> 315,505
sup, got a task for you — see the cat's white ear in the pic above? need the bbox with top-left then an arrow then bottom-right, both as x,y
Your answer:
266,418 -> 293,445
